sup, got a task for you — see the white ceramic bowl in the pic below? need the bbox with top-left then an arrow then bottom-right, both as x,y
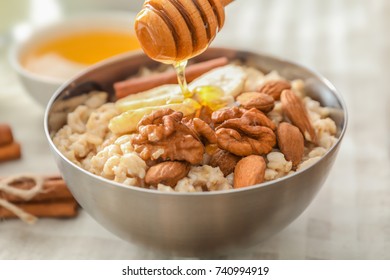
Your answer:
9,12 -> 137,107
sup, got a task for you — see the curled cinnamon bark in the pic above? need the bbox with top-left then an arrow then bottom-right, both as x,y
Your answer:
0,175 -> 78,223
1,176 -> 73,203
0,142 -> 21,163
0,124 -> 21,163
0,200 -> 78,219
0,124 -> 13,146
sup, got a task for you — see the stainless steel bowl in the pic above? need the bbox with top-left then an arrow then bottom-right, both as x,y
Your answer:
44,48 -> 347,257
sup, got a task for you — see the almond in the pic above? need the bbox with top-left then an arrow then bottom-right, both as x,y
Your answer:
233,155 -> 266,188
236,92 -> 275,113
280,89 -> 317,144
258,80 -> 291,100
277,122 -> 304,169
145,161 -> 190,187
209,149 -> 241,176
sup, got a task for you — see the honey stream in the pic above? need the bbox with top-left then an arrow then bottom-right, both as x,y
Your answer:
174,60 -> 192,98
173,60 -> 227,111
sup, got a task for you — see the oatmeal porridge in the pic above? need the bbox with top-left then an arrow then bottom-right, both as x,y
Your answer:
53,61 -> 338,192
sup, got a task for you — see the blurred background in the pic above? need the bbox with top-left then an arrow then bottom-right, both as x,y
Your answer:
0,0 -> 143,46
1,0 -> 389,259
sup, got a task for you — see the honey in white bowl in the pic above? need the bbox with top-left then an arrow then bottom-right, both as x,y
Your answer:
22,30 -> 140,81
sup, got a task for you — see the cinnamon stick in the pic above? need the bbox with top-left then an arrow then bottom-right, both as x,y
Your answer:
114,57 -> 229,99
1,177 -> 73,203
0,175 -> 79,221
0,199 -> 78,219
0,124 -> 13,146
0,142 -> 21,162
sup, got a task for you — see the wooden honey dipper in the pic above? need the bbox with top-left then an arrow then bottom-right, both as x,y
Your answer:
135,0 -> 234,63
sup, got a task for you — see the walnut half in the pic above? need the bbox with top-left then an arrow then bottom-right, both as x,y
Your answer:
132,109 -> 204,164
214,107 -> 276,156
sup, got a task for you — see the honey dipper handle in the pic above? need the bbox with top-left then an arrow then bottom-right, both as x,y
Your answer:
221,0 -> 235,7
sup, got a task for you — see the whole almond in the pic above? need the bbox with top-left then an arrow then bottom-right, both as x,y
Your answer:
209,149 -> 241,176
277,122 -> 304,169
258,80 -> 291,100
236,92 -> 275,113
233,155 -> 266,188
280,89 -> 317,144
145,161 -> 190,187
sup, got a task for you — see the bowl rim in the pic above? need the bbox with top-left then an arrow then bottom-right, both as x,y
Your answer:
8,11 -> 138,86
44,47 -> 348,196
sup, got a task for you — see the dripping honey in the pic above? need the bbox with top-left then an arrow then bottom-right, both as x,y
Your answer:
174,60 -> 226,110
174,60 -> 192,98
